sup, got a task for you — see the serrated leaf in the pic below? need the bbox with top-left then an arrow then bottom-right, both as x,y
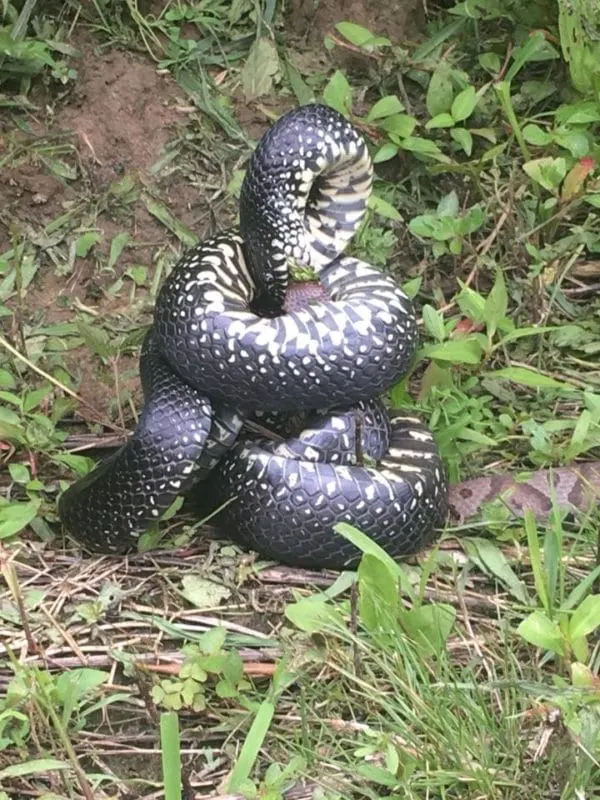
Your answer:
241,37 -> 279,101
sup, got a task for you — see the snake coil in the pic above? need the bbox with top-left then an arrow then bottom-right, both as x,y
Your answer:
59,104 -> 448,570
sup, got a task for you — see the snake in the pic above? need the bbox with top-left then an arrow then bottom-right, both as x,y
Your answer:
57,104 -> 600,570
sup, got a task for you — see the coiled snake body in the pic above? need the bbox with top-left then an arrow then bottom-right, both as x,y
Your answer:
58,104 -> 448,570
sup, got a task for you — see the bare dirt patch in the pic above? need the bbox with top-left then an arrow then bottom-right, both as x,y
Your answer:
286,0 -> 424,48
57,46 -> 182,185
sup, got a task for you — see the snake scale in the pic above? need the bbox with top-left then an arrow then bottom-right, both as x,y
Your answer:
58,104 -> 600,569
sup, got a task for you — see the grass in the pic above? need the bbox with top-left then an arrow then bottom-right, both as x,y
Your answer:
0,0 -> 599,797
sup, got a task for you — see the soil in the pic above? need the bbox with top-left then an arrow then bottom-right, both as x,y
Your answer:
286,0 -> 424,48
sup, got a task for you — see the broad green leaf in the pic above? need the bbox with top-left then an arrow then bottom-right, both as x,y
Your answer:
323,69 -> 352,116
426,61 -> 454,116
241,37 -> 279,101
9,463 -> 30,483
400,136 -> 450,162
523,157 -> 567,193
484,367 -> 575,391
0,759 -> 71,779
451,85 -> 478,122
421,338 -> 483,364
285,59 -> 315,105
108,232 -> 131,270
408,214 -> 438,238
464,538 -> 529,603
356,763 -> 399,787
76,320 -> 113,359
357,554 -> 400,635
555,101 -> 600,125
426,112 -> 454,129
450,127 -> 473,155
506,31 -> 552,83
437,190 -> 459,217
0,498 -> 41,539
456,282 -> 486,323
285,596 -> 344,634
367,95 -> 403,121
569,595 -> 600,640
373,142 -> 399,163
479,52 -> 501,73
399,603 -> 456,657
368,193 -> 402,221
74,231 -> 102,258
571,662 -> 596,687
517,610 -> 565,655
180,575 -> 232,609
381,113 -> 417,139
336,21 -> 391,50
143,193 -> 197,246
334,522 -> 414,597
483,269 -> 508,338
422,304 -> 446,342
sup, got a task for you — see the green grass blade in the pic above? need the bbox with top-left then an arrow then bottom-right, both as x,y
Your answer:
227,699 -> 275,791
160,711 -> 182,800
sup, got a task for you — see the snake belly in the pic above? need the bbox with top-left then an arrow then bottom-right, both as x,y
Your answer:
58,103 -> 448,567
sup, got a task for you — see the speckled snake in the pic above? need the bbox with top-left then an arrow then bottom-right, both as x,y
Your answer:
57,104 -> 600,569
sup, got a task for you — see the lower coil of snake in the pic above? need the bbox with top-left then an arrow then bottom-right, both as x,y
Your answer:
58,103 -> 449,570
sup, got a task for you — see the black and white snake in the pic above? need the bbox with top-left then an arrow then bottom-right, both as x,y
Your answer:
58,104 -> 448,570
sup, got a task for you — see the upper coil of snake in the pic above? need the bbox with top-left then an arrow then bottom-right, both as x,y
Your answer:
58,104 -> 448,570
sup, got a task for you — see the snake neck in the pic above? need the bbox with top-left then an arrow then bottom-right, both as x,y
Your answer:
239,103 -> 374,315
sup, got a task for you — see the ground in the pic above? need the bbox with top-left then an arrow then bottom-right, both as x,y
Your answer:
1,0 -> 599,798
